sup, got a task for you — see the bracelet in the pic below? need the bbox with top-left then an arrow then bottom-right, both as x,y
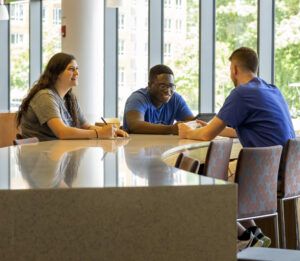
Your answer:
94,129 -> 98,139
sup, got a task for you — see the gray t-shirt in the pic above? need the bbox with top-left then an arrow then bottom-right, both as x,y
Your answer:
21,89 -> 87,141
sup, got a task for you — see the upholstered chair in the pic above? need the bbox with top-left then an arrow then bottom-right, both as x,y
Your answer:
175,152 -> 200,173
199,138 -> 233,181
277,138 -> 300,248
235,145 -> 283,248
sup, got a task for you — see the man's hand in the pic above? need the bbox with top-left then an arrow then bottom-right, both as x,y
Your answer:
196,119 -> 208,127
170,121 -> 184,135
178,123 -> 193,139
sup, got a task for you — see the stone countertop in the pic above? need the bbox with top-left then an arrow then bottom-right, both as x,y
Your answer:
0,134 -> 232,190
0,134 -> 237,260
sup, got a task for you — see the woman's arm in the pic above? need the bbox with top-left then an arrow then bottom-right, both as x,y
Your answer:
48,118 -> 128,139
82,123 -> 129,137
81,123 -> 93,130
47,118 -> 117,139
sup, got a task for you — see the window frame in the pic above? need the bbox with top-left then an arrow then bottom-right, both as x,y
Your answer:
0,0 -> 281,117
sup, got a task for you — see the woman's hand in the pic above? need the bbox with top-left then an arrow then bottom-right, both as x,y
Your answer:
114,127 -> 129,138
95,125 -> 129,139
94,125 -> 113,139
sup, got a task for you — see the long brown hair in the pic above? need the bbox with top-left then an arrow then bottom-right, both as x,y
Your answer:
16,52 -> 79,127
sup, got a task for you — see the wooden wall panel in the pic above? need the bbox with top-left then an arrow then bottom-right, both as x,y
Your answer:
0,113 -> 18,148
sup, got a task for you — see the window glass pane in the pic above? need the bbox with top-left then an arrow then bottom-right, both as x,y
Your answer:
275,0 -> 300,128
215,0 -> 257,111
42,0 -> 62,69
10,0 -> 30,111
164,0 -> 199,113
118,1 -> 149,120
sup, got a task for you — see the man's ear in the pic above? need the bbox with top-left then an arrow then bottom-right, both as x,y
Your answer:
233,65 -> 239,76
148,81 -> 154,88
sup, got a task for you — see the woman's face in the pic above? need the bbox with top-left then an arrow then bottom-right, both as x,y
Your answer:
58,60 -> 79,88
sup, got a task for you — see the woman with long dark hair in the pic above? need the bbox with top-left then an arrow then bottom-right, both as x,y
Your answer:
16,52 -> 128,141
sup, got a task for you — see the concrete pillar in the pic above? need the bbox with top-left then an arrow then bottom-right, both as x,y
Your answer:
61,0 -> 103,123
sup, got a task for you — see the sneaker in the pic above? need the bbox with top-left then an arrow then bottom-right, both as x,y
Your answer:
253,227 -> 271,248
237,232 -> 263,252
247,232 -> 264,248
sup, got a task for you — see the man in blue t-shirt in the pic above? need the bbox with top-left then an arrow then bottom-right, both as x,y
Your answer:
178,47 -> 295,249
178,47 -> 295,147
123,64 -> 194,134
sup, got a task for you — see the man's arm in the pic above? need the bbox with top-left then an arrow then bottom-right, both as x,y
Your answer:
125,110 -> 178,134
196,119 -> 237,138
182,115 -> 195,121
179,116 -> 236,140
219,126 -> 237,138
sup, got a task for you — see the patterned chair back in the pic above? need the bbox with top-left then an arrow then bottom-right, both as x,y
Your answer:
175,152 -> 200,173
235,145 -> 282,219
13,137 -> 39,145
174,152 -> 184,168
278,138 -> 300,198
203,138 -> 233,180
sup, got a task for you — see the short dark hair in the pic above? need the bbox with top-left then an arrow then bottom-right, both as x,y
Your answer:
149,64 -> 174,82
229,47 -> 258,73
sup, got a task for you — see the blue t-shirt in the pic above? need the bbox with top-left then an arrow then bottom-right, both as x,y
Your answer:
123,87 -> 193,131
217,77 -> 295,147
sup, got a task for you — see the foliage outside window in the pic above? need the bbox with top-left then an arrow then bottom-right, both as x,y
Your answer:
215,0 -> 257,112
275,0 -> 300,122
164,0 -> 199,113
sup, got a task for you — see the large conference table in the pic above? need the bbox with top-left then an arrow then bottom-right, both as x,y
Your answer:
0,135 -> 237,260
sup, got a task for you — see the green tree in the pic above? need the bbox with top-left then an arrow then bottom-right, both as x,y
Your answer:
42,30 -> 61,69
275,0 -> 300,118
10,50 -> 29,91
215,0 -> 257,110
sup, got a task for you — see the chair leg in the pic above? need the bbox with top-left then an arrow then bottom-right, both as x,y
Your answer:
279,199 -> 286,248
293,198 -> 300,249
274,213 -> 280,248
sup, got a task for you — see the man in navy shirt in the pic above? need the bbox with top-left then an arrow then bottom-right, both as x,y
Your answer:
123,64 -> 194,134
178,47 -> 295,249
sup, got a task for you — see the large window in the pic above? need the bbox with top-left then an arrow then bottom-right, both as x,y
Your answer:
9,0 -> 30,111
275,0 -> 300,126
10,33 -> 24,45
164,0 -> 199,113
117,0 -> 149,120
10,2 -> 24,21
215,0 -> 257,112
2,1 -> 299,131
42,0 -> 62,69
